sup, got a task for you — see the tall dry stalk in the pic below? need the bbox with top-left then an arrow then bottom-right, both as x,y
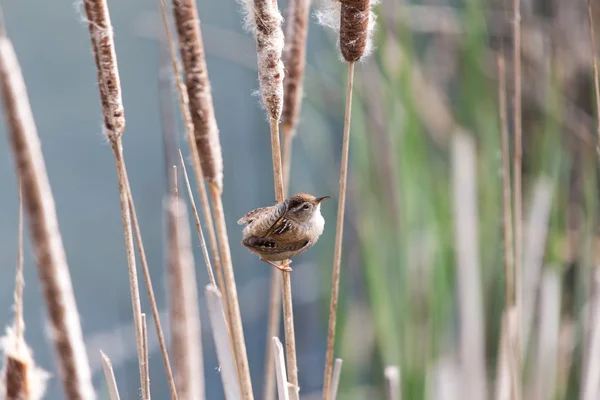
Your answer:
589,0 -> 600,152
82,0 -> 147,397
166,196 -> 205,400
0,18 -> 94,400
264,0 -> 311,396
498,53 -> 518,399
100,351 -> 121,400
512,0 -> 523,394
158,0 -> 230,325
242,0 -> 302,395
323,0 -> 374,397
166,0 -> 253,396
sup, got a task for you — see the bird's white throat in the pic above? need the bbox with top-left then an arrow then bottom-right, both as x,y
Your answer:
308,204 -> 325,236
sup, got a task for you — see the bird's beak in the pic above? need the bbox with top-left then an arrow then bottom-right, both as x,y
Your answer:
316,196 -> 331,204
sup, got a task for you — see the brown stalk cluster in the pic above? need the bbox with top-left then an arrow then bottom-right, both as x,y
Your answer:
340,0 -> 371,63
83,0 -> 125,139
171,0 -> 223,189
0,24 -> 94,400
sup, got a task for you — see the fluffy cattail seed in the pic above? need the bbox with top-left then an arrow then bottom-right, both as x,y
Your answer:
172,0 -> 224,189
83,0 -> 125,139
340,0 -> 370,62
244,0 -> 285,120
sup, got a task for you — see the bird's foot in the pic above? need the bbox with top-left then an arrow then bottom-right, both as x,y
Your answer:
263,259 -> 292,272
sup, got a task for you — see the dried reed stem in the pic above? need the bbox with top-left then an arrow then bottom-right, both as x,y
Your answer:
14,180 -> 24,346
323,62 -> 355,400
100,351 -> 121,400
512,0 -> 523,394
384,366 -> 400,400
205,285 -> 242,400
330,359 -> 343,400
111,141 -> 148,400
179,150 -> 217,286
498,53 -> 518,399
263,272 -> 282,400
209,182 -> 254,398
167,197 -> 205,400
141,313 -> 150,398
272,337 -> 290,400
126,184 -> 178,399
0,23 -> 94,400
264,0 -> 310,393
495,308 -> 518,400
159,0 -> 231,339
451,131 -> 487,400
498,54 -> 514,311
588,0 -> 600,153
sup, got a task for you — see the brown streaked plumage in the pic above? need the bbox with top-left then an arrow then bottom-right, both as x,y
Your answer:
238,193 -> 330,271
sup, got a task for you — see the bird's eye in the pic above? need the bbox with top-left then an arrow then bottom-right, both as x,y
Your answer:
303,204 -> 310,210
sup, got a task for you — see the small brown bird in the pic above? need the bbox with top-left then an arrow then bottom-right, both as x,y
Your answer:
238,193 -> 330,271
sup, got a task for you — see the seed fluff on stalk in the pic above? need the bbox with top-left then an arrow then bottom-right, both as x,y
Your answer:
316,0 -> 377,399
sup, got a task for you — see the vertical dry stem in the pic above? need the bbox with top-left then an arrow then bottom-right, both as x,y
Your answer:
100,351 -> 121,400
512,0 -> 523,394
126,184 -> 179,399
0,23 -> 94,400
209,183 -> 254,399
272,337 -> 290,400
141,314 -> 150,398
179,150 -> 217,286
384,366 -> 400,400
14,180 -> 24,345
167,197 -> 206,400
159,0 -> 231,338
323,62 -> 355,400
330,359 -> 343,400
263,272 -> 282,400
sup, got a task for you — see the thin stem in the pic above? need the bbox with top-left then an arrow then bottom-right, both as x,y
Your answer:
282,124 -> 294,197
209,182 -> 254,399
323,61 -> 355,400
263,272 -> 282,400
268,116 -> 299,395
14,178 -> 24,345
512,0 -> 522,396
100,351 -> 121,400
179,149 -> 217,286
330,359 -> 343,400
141,313 -> 150,398
126,181 -> 178,400
498,52 -> 518,398
110,139 -> 148,400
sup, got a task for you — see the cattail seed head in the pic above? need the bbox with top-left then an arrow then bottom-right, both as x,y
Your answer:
340,0 -> 370,62
243,0 -> 285,120
172,0 -> 224,189
83,0 -> 125,140
315,0 -> 377,62
281,0 -> 311,132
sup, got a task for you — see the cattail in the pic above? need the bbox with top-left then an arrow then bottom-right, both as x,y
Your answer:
1,329 -> 49,400
82,1 -> 148,397
166,197 -> 205,400
339,0 -> 371,62
171,0 -> 223,189
0,20 -> 94,400
244,0 -> 285,120
281,0 -> 310,132
164,0 -> 253,396
83,0 -> 125,139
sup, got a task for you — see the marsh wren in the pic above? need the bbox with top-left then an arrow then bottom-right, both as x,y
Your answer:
238,193 -> 331,272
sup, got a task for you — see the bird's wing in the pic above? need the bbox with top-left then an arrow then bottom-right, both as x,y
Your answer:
242,236 -> 310,255
239,200 -> 288,232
